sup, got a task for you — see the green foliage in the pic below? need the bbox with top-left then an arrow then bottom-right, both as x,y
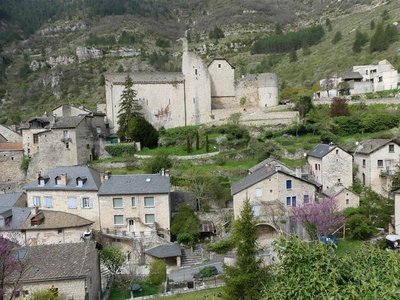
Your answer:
143,152 -> 172,173
104,143 -> 136,157
253,55 -> 282,73
370,19 -> 376,30
28,289 -> 60,300
325,18 -> 332,31
127,116 -> 159,148
18,63 -> 31,79
247,138 -> 282,162
381,9 -> 390,20
223,199 -> 263,300
252,25 -> 324,54
332,31 -> 342,44
194,266 -> 218,279
155,37 -> 171,48
209,25 -> 225,40
264,236 -> 400,299
330,97 -> 349,117
148,51 -> 169,70
344,208 -> 377,240
352,30 -> 368,53
370,22 -> 398,52
294,94 -> 314,118
228,112 -> 241,125
100,245 -> 126,275
360,188 -> 393,229
86,33 -> 116,46
20,155 -> 30,173
148,260 -> 166,285
171,204 -> 199,245
207,238 -> 235,254
289,49 -> 297,62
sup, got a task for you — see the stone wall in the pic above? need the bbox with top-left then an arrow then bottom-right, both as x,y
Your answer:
208,59 -> 235,98
321,148 -> 353,190
0,125 -> 22,142
16,279 -> 86,300
0,150 -> 26,189
24,226 -> 90,246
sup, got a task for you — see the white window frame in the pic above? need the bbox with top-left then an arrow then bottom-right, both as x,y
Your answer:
255,188 -> 262,197
33,196 -> 40,207
145,214 -> 155,224
114,215 -> 124,225
113,198 -> 123,209
144,197 -> 155,208
82,197 -> 90,208
131,197 -> 136,208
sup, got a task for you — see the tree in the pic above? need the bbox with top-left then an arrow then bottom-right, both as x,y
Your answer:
294,94 -> 314,119
289,49 -> 297,62
381,9 -> 390,21
352,30 -> 368,53
28,289 -> 60,300
0,236 -> 28,300
344,207 -> 376,240
321,77 -> 335,97
223,199 -> 264,300
370,20 -> 375,30
332,31 -> 342,44
291,198 -> 344,240
170,204 -> 199,246
264,236 -> 400,299
117,75 -> 142,142
126,116 -> 158,148
370,22 -> 387,52
330,97 -> 350,117
148,260 -> 166,285
325,18 -> 332,31
142,152 -> 172,174
100,245 -> 126,276
209,26 -> 225,40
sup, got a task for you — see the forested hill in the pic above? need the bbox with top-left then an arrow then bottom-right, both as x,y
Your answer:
0,0 -> 397,124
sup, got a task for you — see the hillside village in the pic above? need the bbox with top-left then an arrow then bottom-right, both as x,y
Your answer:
3,1 -> 400,299
2,37 -> 400,298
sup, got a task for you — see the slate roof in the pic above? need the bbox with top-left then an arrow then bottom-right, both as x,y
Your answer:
355,139 -> 395,155
0,192 -> 24,207
52,115 -> 86,129
24,165 -> 101,191
231,166 -> 319,196
323,184 -> 347,198
21,210 -> 93,230
248,158 -> 294,174
107,72 -> 184,84
98,174 -> 170,195
207,58 -> 235,69
0,207 -> 31,230
307,144 -> 336,158
341,71 -> 363,80
144,244 -> 181,258
11,242 -> 97,283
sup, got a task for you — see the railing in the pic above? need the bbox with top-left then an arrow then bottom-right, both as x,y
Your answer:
101,228 -> 157,238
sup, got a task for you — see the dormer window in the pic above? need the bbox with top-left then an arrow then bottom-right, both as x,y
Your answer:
37,176 -> 48,187
63,130 -> 69,138
76,177 -> 87,187
55,176 -> 62,186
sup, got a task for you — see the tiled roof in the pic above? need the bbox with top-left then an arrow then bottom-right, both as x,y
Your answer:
11,242 -> 97,282
307,144 -> 335,158
144,244 -> 181,258
98,174 -> 170,195
0,142 -> 23,151
0,207 -> 31,230
24,165 -> 101,191
355,139 -> 394,155
21,210 -> 93,230
0,192 -> 24,207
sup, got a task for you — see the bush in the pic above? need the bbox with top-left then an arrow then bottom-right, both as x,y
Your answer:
344,208 -> 377,240
20,155 -> 30,173
148,260 -> 166,285
143,152 -> 172,173
105,143 -> 136,157
207,239 -> 235,254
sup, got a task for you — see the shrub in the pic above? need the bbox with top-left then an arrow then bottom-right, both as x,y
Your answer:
20,155 -> 30,173
207,239 -> 235,254
105,143 -> 136,157
143,152 -> 172,173
148,260 -> 166,285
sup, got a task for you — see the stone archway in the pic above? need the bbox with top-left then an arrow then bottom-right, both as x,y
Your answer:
256,223 -> 279,248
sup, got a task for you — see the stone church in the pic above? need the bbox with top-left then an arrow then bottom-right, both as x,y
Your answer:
104,38 -> 279,131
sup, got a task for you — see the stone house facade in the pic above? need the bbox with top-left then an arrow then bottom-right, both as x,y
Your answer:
0,143 -> 26,192
307,144 -> 353,191
323,184 -> 360,211
353,139 -> 400,197
5,242 -> 101,300
24,165 -> 102,229
104,38 -> 279,131
231,162 -> 319,237
98,174 -> 171,240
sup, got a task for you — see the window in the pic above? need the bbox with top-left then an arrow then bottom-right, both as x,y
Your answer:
315,163 -> 318,170
63,130 -> 69,138
346,199 -> 349,205
336,149 -> 339,155
286,180 -> 292,190
144,197 -> 155,207
81,197 -> 92,209
33,196 -> 40,207
44,196 -> 52,208
362,159 -> 366,168
255,188 -> 262,197
377,160 -> 384,168
389,144 -> 395,153
304,195 -> 309,204
218,63 -> 221,68
38,179 -> 45,187
113,198 -> 123,208
145,214 -> 155,224
65,142 -> 69,149
252,204 -> 260,217
114,215 -> 124,225
131,197 -> 136,208
286,196 -> 297,207
33,134 -> 38,144
194,68 -> 198,75
55,177 -> 62,185
77,179 -> 83,187
68,197 -> 77,209
378,76 -> 383,82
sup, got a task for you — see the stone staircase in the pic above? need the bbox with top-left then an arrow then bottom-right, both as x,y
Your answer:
180,246 -> 204,267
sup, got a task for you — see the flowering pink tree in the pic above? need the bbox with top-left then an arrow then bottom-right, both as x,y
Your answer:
0,235 -> 27,300
291,198 -> 344,240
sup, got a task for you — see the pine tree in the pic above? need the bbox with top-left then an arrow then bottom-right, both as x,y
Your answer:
223,199 -> 264,300
332,31 -> 342,44
353,30 -> 368,53
117,75 -> 142,142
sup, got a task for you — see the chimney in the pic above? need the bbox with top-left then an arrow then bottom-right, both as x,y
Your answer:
274,165 -> 281,172
101,171 -> 111,183
160,168 -> 165,176
295,167 -> 302,178
60,173 -> 67,185
37,172 -> 41,179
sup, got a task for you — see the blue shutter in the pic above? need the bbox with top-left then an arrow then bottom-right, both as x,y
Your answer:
286,180 -> 292,189
88,198 -> 93,209
45,197 -> 52,208
68,197 -> 77,209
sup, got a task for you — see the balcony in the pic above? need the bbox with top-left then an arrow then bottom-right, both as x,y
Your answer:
101,227 -> 157,239
380,168 -> 397,177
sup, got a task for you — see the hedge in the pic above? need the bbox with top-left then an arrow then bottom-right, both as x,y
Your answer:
104,143 -> 136,157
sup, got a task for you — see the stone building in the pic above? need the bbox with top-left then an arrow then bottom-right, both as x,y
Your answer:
353,139 -> 400,197
307,144 -> 353,191
0,142 -> 25,192
0,124 -> 22,143
4,242 -> 101,300
21,105 -> 108,178
323,184 -> 360,211
24,165 -> 102,229
104,38 -> 279,131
